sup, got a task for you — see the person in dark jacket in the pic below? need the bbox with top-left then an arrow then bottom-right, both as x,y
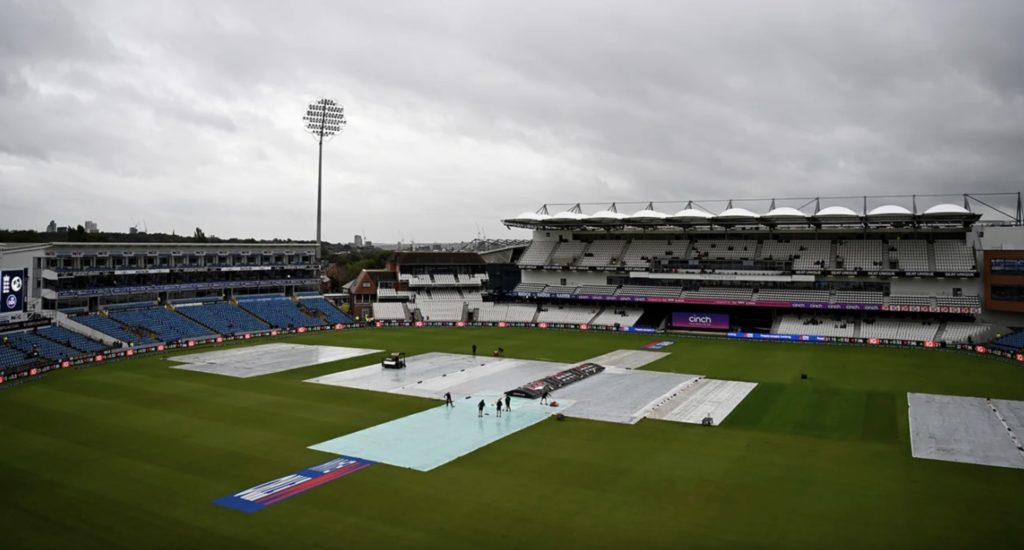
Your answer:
477,399 -> 485,417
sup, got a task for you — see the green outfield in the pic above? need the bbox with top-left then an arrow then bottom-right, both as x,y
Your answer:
3,328 -> 1024,548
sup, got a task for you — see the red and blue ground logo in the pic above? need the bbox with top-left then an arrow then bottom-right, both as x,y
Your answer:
214,456 -> 373,513
644,340 -> 674,350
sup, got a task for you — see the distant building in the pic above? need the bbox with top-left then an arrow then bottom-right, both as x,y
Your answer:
83,221 -> 98,233
129,226 -> 139,235
45,220 -> 57,233
354,234 -> 363,247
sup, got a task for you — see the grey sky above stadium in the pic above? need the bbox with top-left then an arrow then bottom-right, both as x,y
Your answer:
1,1 -> 1022,242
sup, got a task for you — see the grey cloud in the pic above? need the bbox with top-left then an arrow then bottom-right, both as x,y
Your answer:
0,0 -> 1021,241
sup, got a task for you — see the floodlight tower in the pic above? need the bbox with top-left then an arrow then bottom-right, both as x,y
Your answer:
303,97 -> 347,260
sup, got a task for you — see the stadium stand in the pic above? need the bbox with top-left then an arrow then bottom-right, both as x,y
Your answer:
416,301 -> 465,322
933,240 -> 976,272
620,240 -> 672,269
590,307 -> 644,327
109,306 -> 217,342
298,297 -> 353,325
475,303 -> 538,323
176,302 -> 270,334
991,331 -> 1024,351
935,295 -> 981,309
833,291 -> 884,305
536,305 -> 599,325
74,314 -> 159,346
690,239 -> 757,261
760,239 -> 831,271
38,325 -> 108,353
887,295 -> 933,306
756,289 -> 830,303
860,318 -> 939,342
237,297 -> 322,329
575,284 -> 619,296
542,285 -> 579,295
513,282 -> 547,294
776,314 -> 856,338
0,346 -> 36,372
890,240 -> 930,271
372,302 -> 408,321
548,241 -> 588,266
687,287 -> 754,300
517,241 -> 558,266
577,240 -> 627,268
940,322 -> 992,343
6,330 -> 82,360
835,239 -> 884,271
617,285 -> 683,298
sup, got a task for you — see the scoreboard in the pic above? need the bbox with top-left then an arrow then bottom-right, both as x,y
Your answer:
1,269 -> 27,315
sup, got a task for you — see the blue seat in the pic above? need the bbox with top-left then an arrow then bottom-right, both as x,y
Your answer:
299,297 -> 354,324
237,297 -> 323,329
75,314 -> 159,346
109,307 -> 216,343
38,326 -> 109,353
176,302 -> 270,334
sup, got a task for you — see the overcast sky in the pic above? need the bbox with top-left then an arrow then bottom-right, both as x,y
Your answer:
1,1 -> 1022,243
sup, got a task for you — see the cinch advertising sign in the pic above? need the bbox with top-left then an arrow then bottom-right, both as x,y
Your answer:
671,311 -> 729,330
0,269 -> 27,314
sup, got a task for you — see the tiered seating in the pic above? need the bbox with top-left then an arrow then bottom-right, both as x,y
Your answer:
933,240 -> 976,272
38,326 -> 108,353
541,285 -> 578,295
457,274 -> 488,285
687,287 -> 754,300
462,290 -> 484,303
1,346 -> 35,372
888,295 -> 932,306
760,240 -> 831,270
176,302 -> 270,334
616,285 -> 683,298
536,305 -> 599,325
690,240 -> 757,261
376,287 -> 400,298
574,285 -> 618,296
372,302 -> 408,321
505,304 -> 539,323
941,322 -> 991,343
237,297 -> 322,329
298,297 -> 354,324
935,295 -> 981,309
590,308 -> 643,327
755,289 -> 830,303
890,240 -> 929,271
432,274 -> 457,285
109,307 -> 217,342
620,240 -> 671,269
428,288 -> 463,301
74,314 -> 158,345
517,241 -> 558,266
992,331 -> 1024,351
548,241 -> 588,266
860,318 -> 939,341
835,240 -> 884,271
578,240 -> 627,267
416,301 -> 464,322
513,282 -> 547,294
7,331 -> 82,360
475,303 -> 508,323
475,303 -> 538,323
776,314 -> 855,338
833,291 -> 884,305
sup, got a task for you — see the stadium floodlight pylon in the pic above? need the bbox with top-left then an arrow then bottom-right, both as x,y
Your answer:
303,97 -> 347,260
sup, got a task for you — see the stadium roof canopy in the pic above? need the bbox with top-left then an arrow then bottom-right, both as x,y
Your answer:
500,193 -> 1013,230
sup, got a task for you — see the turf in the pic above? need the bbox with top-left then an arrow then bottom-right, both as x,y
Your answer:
3,328 -> 1024,549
